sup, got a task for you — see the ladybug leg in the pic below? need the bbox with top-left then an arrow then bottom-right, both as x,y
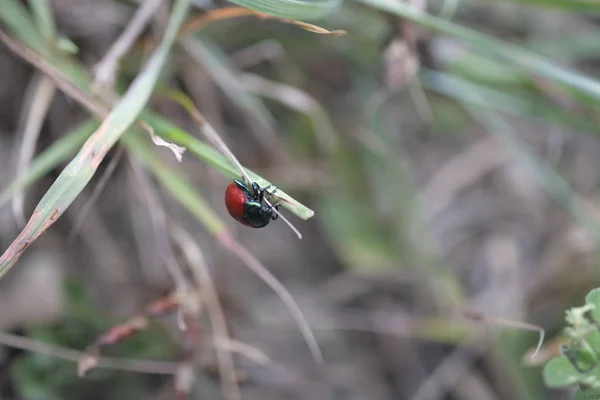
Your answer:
257,183 -> 275,201
251,182 -> 263,200
270,204 -> 279,221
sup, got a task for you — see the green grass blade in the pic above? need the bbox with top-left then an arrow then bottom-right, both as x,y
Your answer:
12,73 -> 57,224
123,132 -> 226,235
356,0 -> 600,101
26,0 -> 56,42
181,36 -> 278,147
0,0 -> 191,279
420,69 -> 600,134
224,0 -> 342,20
0,120 -> 97,207
0,0 -> 47,53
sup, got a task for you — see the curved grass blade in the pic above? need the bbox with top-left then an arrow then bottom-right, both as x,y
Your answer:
0,0 -> 192,279
181,36 -> 279,152
125,132 -> 225,235
179,7 -> 345,36
11,73 -> 56,225
27,0 -> 56,42
224,0 -> 342,20
0,0 -> 47,55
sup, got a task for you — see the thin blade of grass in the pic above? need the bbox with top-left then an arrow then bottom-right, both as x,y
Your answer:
67,147 -> 124,242
26,0 -> 56,42
0,120 -> 97,208
239,73 -> 339,153
179,7 -> 346,36
0,330 -> 179,375
11,73 -> 56,225
0,0 -> 191,278
93,0 -> 163,89
222,0 -> 342,20
78,292 -> 181,376
181,36 -> 280,152
0,0 -> 47,54
123,132 -> 225,235
171,225 -> 241,400
128,158 -> 190,295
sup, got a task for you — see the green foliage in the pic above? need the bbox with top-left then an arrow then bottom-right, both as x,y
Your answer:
587,290 -> 600,322
543,289 -> 600,397
543,353 -> 593,389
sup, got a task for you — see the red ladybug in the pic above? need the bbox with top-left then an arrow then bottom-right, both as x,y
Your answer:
225,179 -> 279,228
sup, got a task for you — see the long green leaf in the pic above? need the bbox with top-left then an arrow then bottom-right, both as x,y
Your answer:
0,0 -> 191,278
0,0 -> 46,53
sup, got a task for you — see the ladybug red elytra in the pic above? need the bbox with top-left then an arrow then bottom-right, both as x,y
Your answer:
225,179 -> 279,228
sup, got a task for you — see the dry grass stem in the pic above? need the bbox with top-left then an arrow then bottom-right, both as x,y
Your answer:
93,0 -> 164,90
171,224 -> 241,400
12,73 -> 56,225
0,330 -> 179,375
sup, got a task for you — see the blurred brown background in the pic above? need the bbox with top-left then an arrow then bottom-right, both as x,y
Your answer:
1,0 -> 599,399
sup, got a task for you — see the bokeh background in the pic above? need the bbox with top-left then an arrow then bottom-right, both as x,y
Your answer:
0,0 -> 599,398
